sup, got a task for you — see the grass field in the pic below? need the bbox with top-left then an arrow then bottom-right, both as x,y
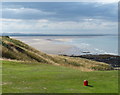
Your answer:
2,60 -> 118,93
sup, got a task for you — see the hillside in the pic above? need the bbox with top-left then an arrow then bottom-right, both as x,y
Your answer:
0,36 -> 113,71
73,54 -> 120,67
62,54 -> 120,67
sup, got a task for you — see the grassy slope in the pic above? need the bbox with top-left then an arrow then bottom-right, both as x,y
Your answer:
1,36 -> 112,71
2,60 -> 118,93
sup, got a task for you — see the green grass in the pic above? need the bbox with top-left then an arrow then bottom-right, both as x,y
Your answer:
2,60 -> 118,93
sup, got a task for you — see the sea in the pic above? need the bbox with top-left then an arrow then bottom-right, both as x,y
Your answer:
56,35 -> 118,55
11,35 -> 118,56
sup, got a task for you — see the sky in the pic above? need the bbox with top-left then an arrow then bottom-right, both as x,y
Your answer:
1,1 -> 118,34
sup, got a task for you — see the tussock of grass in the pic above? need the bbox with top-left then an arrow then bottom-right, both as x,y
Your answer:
1,36 -> 113,71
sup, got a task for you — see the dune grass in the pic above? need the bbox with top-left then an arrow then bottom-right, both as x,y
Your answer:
2,60 -> 118,93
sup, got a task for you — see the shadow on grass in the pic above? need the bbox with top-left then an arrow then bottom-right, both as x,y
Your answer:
87,85 -> 93,87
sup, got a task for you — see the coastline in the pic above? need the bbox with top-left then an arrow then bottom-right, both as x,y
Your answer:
11,36 -> 118,56
11,36 -> 75,55
7,36 -> 120,68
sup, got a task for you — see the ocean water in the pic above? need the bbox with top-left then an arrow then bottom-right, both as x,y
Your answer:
12,35 -> 118,55
55,35 -> 118,55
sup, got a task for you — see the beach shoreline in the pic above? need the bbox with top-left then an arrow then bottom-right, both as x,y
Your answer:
11,36 -> 118,56
9,36 -> 120,68
11,36 -> 75,55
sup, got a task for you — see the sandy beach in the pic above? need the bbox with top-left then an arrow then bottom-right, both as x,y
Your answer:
11,35 -> 118,55
11,36 -> 74,55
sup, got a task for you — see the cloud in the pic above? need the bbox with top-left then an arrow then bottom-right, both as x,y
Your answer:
2,2 -> 117,21
0,18 -> 22,22
2,18 -> 117,34
2,0 -> 118,3
2,7 -> 55,19
3,7 -> 55,15
86,0 -> 118,3
1,2 -> 118,34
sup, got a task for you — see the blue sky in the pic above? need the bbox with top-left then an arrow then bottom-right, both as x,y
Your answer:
1,2 -> 118,34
